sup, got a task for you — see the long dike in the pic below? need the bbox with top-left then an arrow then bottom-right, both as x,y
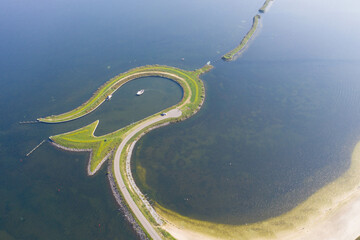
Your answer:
107,159 -> 149,240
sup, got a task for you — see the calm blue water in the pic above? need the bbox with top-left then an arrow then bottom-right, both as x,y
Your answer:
1,0 -> 360,238
133,0 -> 360,224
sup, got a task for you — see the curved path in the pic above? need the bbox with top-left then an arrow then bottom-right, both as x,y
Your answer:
37,65 -> 203,123
113,109 -> 182,240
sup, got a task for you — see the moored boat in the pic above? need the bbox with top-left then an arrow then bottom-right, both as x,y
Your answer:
136,89 -> 144,96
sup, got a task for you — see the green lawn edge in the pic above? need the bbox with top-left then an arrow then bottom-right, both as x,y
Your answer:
38,64 -> 212,123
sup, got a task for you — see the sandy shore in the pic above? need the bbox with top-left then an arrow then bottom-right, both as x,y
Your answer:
163,224 -> 220,240
157,142 -> 360,240
161,185 -> 360,240
271,141 -> 360,240
274,183 -> 360,240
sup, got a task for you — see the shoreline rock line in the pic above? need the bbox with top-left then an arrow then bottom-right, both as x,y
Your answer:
49,141 -> 113,176
107,159 -> 149,240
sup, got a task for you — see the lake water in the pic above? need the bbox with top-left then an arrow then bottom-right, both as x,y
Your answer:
1,0 -> 360,238
133,0 -> 360,224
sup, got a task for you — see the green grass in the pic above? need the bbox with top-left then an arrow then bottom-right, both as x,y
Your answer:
51,121 -> 122,172
49,64 -> 212,173
222,15 -> 261,61
259,0 -> 273,13
49,64 -> 212,238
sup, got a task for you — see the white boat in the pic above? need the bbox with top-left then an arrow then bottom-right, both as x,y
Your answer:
106,94 -> 112,101
136,89 -> 144,96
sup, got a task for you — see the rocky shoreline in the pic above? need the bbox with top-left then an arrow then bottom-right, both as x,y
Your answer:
49,140 -> 112,176
107,159 -> 149,240
51,139 -> 148,239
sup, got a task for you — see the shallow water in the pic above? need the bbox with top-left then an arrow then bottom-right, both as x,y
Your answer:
132,0 -> 360,224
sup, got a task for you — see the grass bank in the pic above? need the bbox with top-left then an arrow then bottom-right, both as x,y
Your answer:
222,15 -> 261,62
39,65 -> 211,123
259,0 -> 273,13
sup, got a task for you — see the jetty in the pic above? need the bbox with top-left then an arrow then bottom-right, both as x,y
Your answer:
26,140 -> 45,157
19,120 -> 39,124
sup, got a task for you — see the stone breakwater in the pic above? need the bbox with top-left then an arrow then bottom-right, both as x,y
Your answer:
125,123 -> 173,226
51,140 -> 148,239
50,141 -> 91,154
107,159 -> 149,240
49,140 -> 112,176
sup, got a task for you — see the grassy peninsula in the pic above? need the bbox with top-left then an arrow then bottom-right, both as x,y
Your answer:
259,0 -> 273,13
222,15 -> 261,61
39,65 -> 211,123
49,64 -> 212,174
49,64 -> 212,239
